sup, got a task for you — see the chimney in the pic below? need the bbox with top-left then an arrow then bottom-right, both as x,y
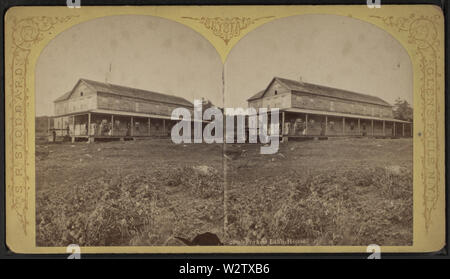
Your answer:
105,62 -> 112,83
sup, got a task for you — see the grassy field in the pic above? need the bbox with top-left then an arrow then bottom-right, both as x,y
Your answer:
36,137 -> 412,246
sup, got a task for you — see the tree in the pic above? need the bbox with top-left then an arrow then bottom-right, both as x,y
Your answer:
393,98 -> 413,122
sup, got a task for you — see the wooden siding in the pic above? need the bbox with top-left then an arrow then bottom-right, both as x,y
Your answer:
261,80 -> 291,110
55,80 -> 193,118
249,80 -> 291,110
291,91 -> 393,118
54,82 -> 97,116
96,92 -> 192,117
248,80 -> 393,119
264,80 -> 290,98
248,99 -> 263,109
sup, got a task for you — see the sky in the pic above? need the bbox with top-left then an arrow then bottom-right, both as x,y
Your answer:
36,14 -> 413,116
225,14 -> 413,108
36,15 -> 223,116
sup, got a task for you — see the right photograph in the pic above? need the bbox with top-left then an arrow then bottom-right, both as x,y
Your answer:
223,14 -> 413,246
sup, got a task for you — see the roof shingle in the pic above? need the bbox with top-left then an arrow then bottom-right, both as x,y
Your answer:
247,90 -> 265,101
249,77 -> 392,107
55,79 -> 193,107
54,91 -> 72,102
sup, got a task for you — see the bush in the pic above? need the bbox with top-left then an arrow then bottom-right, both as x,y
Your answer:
37,165 -> 223,246
226,166 -> 412,246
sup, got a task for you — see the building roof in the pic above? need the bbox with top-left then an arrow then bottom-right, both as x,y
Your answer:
54,91 -> 72,102
247,90 -> 266,101
55,79 -> 193,107
248,77 -> 392,107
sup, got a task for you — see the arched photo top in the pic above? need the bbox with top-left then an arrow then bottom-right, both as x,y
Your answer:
224,14 -> 413,110
35,15 -> 224,117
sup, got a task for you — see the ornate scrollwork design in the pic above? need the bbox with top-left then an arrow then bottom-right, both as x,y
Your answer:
182,16 -> 274,45
9,15 -> 78,235
372,13 -> 442,232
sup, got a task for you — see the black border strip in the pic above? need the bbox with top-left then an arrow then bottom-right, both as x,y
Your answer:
0,0 -> 448,260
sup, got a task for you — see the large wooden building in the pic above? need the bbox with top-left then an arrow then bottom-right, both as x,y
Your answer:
247,77 -> 412,139
51,79 -> 194,142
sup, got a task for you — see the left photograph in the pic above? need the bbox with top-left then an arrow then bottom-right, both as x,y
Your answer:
35,15 -> 225,246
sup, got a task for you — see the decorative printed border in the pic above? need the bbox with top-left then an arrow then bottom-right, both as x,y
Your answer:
181,16 -> 274,45
4,6 -> 445,253
9,15 -> 79,235
371,13 -> 441,232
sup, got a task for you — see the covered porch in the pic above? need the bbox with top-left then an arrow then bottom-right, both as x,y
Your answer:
50,110 -> 178,143
280,108 -> 412,139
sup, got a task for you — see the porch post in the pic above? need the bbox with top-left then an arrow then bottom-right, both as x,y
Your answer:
163,119 -> 166,136
371,119 -> 374,136
342,117 -> 345,135
72,115 -> 75,136
88,113 -> 91,136
358,118 -> 361,135
325,115 -> 328,135
393,122 -> 396,136
305,114 -> 308,135
402,123 -> 405,137
410,123 -> 413,137
281,111 -> 285,136
111,115 -> 114,136
131,116 -> 133,136
383,120 -> 385,136
71,115 -> 75,142
148,117 -> 151,136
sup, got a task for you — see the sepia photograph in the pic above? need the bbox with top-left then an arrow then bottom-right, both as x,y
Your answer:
222,14 -> 414,246
35,15 -> 225,246
2,0 -> 447,261
33,13 -> 414,247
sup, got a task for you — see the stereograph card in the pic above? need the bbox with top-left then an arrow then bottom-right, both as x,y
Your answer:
4,4 -> 445,254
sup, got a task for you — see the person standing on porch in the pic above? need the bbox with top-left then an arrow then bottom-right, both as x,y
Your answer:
284,122 -> 290,136
126,123 -> 131,136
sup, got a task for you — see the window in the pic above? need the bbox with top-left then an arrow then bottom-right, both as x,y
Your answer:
80,91 -> 84,97
274,90 -> 278,95
330,101 -> 335,111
